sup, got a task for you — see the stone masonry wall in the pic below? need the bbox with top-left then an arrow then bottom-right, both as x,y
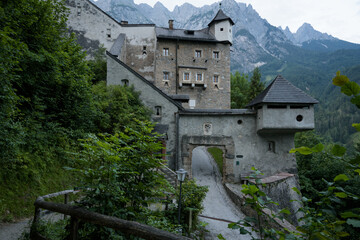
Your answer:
155,39 -> 231,109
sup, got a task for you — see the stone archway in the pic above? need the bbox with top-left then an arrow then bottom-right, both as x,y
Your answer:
181,135 -> 235,182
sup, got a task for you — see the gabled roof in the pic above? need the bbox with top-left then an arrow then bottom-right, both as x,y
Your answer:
208,9 -> 235,26
246,75 -> 318,107
156,27 -> 221,43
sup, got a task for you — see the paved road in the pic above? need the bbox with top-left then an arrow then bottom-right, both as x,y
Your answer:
192,146 -> 254,240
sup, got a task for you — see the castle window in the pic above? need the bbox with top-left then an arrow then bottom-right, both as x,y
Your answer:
106,28 -> 111,39
142,45 -> 147,55
183,72 -> 190,81
213,75 -> 219,83
163,71 -> 169,81
213,51 -> 219,59
155,106 -> 162,116
121,79 -> 129,86
220,28 -> 224,31
268,141 -> 275,153
163,48 -> 169,56
195,50 -> 202,58
196,73 -> 203,82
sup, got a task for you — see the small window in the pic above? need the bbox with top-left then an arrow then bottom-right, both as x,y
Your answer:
195,50 -> 202,58
106,28 -> 111,39
213,51 -> 219,59
163,48 -> 169,56
163,71 -> 169,81
268,141 -> 275,153
213,75 -> 219,83
196,73 -> 203,82
142,46 -> 147,55
143,46 -> 146,51
121,79 -> 129,86
220,28 -> 224,31
183,72 -> 190,81
155,106 -> 162,116
77,3 -> 81,16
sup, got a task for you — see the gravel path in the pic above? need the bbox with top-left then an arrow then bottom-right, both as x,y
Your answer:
0,218 -> 31,240
192,146 -> 254,240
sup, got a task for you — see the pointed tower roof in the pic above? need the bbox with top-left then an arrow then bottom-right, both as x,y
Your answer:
246,75 -> 318,107
208,9 -> 235,26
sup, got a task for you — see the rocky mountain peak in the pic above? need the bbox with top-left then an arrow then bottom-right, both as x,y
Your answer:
294,22 -> 335,44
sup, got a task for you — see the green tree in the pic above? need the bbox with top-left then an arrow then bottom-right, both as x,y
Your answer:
247,67 -> 265,102
231,71 -> 249,108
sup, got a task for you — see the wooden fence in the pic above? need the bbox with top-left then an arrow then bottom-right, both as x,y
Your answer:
30,189 -> 191,240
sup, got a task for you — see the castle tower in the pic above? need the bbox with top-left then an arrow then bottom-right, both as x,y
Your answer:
208,9 -> 235,44
247,75 -> 318,133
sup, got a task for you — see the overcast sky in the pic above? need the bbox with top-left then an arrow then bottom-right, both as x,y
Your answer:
132,0 -> 360,44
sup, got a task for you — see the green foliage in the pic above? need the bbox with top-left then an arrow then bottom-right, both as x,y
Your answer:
207,147 -> 223,176
248,67 -> 265,102
87,46 -> 107,84
225,168 -> 297,240
175,179 -> 208,231
231,71 -> 249,108
91,82 -> 151,133
231,68 -> 265,108
68,122 -> 173,239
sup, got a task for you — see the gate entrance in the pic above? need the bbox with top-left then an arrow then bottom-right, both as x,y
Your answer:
180,136 -> 235,182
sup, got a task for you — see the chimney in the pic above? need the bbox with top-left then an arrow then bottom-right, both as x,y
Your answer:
121,20 -> 128,25
168,20 -> 174,30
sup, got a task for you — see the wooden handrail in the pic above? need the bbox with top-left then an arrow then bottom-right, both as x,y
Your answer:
33,196 -> 191,240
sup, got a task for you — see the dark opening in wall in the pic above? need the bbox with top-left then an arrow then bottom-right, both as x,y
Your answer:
268,141 -> 275,153
121,79 -> 129,86
106,28 -> 111,39
237,119 -> 243,124
290,105 -> 310,109
268,105 -> 287,109
296,115 -> 303,122
220,28 -> 224,31
155,106 -> 162,116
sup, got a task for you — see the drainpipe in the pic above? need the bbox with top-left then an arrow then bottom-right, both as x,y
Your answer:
175,112 -> 180,170
175,39 -> 179,94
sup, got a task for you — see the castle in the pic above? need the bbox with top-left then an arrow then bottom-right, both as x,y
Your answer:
65,0 -> 318,184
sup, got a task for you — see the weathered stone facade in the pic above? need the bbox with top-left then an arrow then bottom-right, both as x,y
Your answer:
155,40 -> 231,109
67,0 -> 317,184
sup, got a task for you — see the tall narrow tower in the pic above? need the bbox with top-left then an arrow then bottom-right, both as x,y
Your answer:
208,9 -> 235,44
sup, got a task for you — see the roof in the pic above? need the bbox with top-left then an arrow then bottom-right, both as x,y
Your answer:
208,9 -> 235,26
246,75 -> 319,107
109,33 -> 125,56
156,27 -> 223,43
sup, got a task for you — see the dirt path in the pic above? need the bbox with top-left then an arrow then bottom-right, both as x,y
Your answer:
192,146 -> 254,240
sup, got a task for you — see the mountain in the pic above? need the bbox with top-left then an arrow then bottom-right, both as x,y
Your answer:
92,0 -> 360,143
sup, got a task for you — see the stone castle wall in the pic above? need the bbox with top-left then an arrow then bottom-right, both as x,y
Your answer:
155,40 -> 231,109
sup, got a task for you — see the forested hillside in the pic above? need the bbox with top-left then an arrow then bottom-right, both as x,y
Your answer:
0,0 -> 149,220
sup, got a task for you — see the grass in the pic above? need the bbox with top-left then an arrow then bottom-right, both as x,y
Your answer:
0,163 -> 77,222
207,147 -> 223,176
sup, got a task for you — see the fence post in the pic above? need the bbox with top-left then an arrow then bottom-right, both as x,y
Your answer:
69,217 -> 80,240
64,193 -> 69,220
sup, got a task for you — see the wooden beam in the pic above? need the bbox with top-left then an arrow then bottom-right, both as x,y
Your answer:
34,197 -> 191,240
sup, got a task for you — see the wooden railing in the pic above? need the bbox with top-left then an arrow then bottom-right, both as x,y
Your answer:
31,190 -> 191,240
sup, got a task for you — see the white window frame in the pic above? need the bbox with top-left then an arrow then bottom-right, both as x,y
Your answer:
183,72 -> 190,81
196,73 -> 203,82
195,50 -> 202,58
163,71 -> 169,81
163,48 -> 169,56
213,75 -> 219,83
213,51 -> 220,59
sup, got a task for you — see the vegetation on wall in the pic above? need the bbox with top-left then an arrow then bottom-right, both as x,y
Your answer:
207,147 -> 224,176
